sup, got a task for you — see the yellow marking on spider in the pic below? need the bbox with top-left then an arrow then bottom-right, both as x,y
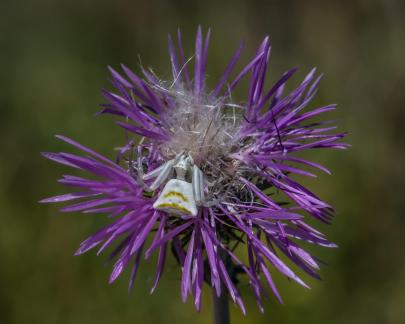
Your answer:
155,202 -> 193,215
162,191 -> 188,202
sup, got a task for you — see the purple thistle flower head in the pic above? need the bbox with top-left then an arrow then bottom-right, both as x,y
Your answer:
41,27 -> 347,313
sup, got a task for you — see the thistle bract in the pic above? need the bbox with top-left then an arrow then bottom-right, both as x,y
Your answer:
42,27 -> 347,313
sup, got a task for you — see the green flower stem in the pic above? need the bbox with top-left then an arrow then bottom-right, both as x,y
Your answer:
212,284 -> 230,324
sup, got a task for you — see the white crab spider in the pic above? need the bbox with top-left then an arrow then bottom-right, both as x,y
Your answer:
140,153 -> 205,217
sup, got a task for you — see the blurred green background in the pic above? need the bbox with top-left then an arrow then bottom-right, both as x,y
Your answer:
1,0 -> 404,323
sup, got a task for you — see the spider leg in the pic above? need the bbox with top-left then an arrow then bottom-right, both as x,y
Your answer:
192,165 -> 205,206
135,145 -> 147,188
143,161 -> 170,180
139,152 -> 183,191
149,160 -> 176,191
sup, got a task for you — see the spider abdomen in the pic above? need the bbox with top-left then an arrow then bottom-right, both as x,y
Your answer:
153,179 -> 198,216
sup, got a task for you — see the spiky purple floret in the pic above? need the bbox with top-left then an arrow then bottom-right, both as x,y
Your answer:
42,27 -> 347,313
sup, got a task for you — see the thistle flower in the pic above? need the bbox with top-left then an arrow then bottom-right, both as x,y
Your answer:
41,27 -> 347,313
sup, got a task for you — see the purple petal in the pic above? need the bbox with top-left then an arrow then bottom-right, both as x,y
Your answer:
116,121 -> 168,141
223,50 -> 265,98
194,26 -> 203,96
39,191 -> 100,203
168,33 -> 180,81
176,28 -> 191,88
128,244 -> 144,292
55,135 -> 121,169
247,210 -> 303,220
181,229 -> 195,302
212,41 -> 244,98
145,220 -> 193,258
130,211 -> 159,254
150,218 -> 167,294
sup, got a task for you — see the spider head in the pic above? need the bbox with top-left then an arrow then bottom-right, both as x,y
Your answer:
173,153 -> 193,180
